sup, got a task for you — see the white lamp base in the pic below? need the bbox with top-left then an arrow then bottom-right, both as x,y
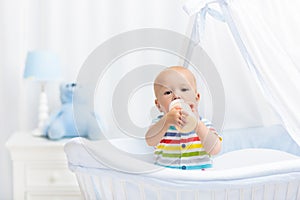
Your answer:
32,88 -> 49,137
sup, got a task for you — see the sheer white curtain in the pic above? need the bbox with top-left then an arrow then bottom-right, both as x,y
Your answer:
228,0 -> 300,145
184,3 -> 281,130
0,0 -> 25,198
184,0 -> 300,145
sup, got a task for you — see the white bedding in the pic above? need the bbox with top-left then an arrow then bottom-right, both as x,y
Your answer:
65,137 -> 300,181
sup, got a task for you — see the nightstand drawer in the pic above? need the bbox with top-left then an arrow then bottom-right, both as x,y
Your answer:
26,192 -> 82,200
7,133 -> 82,200
26,162 -> 78,187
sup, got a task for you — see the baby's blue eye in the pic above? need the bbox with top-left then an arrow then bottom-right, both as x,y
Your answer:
164,91 -> 172,95
181,88 -> 189,92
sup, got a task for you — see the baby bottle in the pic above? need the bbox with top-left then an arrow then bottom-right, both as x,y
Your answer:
169,99 -> 197,133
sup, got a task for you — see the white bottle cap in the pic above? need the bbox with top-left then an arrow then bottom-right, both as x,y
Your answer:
169,99 -> 197,133
169,99 -> 184,111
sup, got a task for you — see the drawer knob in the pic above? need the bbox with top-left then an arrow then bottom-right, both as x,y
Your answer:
49,172 -> 59,183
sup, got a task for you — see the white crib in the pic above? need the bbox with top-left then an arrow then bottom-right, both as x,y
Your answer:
64,132 -> 300,200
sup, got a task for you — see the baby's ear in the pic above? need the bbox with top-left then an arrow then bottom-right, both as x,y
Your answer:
196,92 -> 200,102
155,99 -> 163,112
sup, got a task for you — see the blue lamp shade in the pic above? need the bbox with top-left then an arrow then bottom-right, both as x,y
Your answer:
24,50 -> 62,81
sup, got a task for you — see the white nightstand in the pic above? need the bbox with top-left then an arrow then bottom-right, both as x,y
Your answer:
6,132 -> 82,200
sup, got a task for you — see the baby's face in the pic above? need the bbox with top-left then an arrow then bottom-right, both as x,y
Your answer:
154,68 -> 200,113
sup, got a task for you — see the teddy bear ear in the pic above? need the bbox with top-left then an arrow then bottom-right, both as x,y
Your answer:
60,82 -> 67,89
66,83 -> 76,87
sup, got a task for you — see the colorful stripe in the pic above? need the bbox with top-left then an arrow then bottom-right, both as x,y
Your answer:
156,163 -> 213,170
156,143 -> 203,151
164,131 -> 195,137
154,156 -> 211,165
160,137 -> 200,144
154,150 -> 208,158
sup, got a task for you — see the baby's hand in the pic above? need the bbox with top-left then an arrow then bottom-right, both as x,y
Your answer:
166,107 -> 188,128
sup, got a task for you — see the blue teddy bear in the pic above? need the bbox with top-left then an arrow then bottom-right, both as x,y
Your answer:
42,83 -> 101,140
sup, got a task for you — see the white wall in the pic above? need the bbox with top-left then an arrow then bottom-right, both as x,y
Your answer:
0,0 -> 189,199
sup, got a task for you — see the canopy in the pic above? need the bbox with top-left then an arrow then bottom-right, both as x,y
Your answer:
182,0 -> 300,145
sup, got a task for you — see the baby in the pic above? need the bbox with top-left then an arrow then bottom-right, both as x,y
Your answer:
145,66 -> 222,170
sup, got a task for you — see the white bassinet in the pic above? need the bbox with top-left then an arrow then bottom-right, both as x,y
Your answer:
65,125 -> 300,200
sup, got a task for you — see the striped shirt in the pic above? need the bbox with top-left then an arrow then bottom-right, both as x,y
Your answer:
153,116 -> 217,170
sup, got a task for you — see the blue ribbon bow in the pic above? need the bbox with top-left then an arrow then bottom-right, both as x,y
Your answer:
184,0 -> 226,44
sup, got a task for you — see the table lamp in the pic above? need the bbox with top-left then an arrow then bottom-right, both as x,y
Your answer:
24,50 -> 62,136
